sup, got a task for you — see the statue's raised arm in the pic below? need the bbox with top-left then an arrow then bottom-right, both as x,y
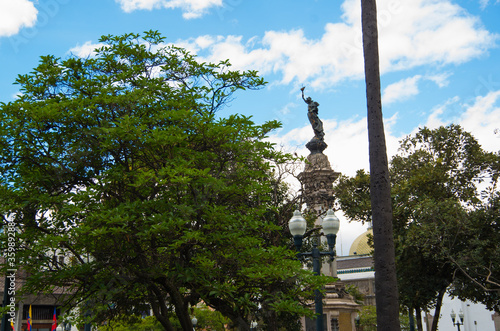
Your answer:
301,86 -> 307,103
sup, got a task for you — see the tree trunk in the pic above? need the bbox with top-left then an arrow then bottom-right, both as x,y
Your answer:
235,316 -> 250,331
148,285 -> 176,331
415,307 -> 423,331
360,0 -> 401,330
430,287 -> 446,331
409,308 -> 415,331
149,281 -> 193,331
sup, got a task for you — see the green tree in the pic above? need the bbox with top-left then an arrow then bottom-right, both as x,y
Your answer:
356,306 -> 411,331
357,305 -> 377,331
436,162 -> 500,312
0,31 -> 328,331
97,315 -> 163,331
335,125 -> 500,331
391,125 -> 499,329
191,305 -> 231,331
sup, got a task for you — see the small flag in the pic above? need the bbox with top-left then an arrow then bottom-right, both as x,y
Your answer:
51,307 -> 57,331
10,320 -> 14,331
27,305 -> 32,331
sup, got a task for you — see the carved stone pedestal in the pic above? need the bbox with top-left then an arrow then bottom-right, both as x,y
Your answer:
298,152 -> 340,214
298,151 -> 360,330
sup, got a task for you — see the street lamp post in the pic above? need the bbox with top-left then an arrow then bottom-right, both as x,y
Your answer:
288,209 -> 340,331
191,316 -> 197,330
450,309 -> 464,331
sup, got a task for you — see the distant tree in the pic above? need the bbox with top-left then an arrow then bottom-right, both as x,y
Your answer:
447,191 -> 500,311
190,305 -> 231,331
357,306 -> 411,331
391,125 -> 500,325
345,284 -> 366,305
334,170 -> 372,224
0,31 -> 329,331
361,0 -> 401,329
335,125 -> 500,331
358,305 -> 378,331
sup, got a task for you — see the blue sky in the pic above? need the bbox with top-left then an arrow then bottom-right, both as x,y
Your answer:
1,0 -> 499,254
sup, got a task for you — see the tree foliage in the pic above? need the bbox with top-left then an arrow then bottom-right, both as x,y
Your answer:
444,182 -> 500,310
98,315 -> 164,331
356,305 -> 411,331
0,31 -> 329,331
391,125 -> 500,315
335,125 -> 500,330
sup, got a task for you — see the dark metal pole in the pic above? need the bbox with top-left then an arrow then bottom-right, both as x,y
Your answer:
452,320 -> 462,331
312,241 -> 323,331
409,310 -> 415,331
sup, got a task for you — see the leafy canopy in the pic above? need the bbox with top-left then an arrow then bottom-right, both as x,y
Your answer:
0,31 -> 329,331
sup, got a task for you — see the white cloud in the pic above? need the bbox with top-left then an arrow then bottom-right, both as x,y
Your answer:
183,0 -> 497,89
277,102 -> 294,116
424,96 -> 460,129
479,0 -> 489,9
382,72 -> 452,105
382,75 -> 422,105
479,0 -> 500,10
182,25 -> 364,88
375,0 -> 496,70
0,0 -> 37,37
67,41 -> 106,58
115,0 -> 223,19
423,91 -> 500,153
459,90 -> 500,152
427,72 -> 451,88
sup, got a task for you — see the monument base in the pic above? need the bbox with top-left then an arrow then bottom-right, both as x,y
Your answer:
306,137 -> 328,154
301,281 -> 361,331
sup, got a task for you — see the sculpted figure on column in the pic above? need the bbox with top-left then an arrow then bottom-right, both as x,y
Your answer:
301,86 -> 325,141
301,87 -> 327,154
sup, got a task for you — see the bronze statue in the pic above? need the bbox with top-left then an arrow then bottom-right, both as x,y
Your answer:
301,87 -> 327,154
301,87 -> 324,141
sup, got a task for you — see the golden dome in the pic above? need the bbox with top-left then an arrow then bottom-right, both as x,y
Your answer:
349,227 -> 373,256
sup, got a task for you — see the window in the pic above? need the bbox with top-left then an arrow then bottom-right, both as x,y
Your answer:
305,315 -> 328,331
22,305 -> 60,320
330,317 -> 339,331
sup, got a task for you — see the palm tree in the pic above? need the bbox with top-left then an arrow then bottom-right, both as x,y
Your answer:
361,0 -> 401,330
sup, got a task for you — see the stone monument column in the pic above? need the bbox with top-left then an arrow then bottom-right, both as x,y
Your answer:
297,88 -> 360,331
298,87 -> 340,276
